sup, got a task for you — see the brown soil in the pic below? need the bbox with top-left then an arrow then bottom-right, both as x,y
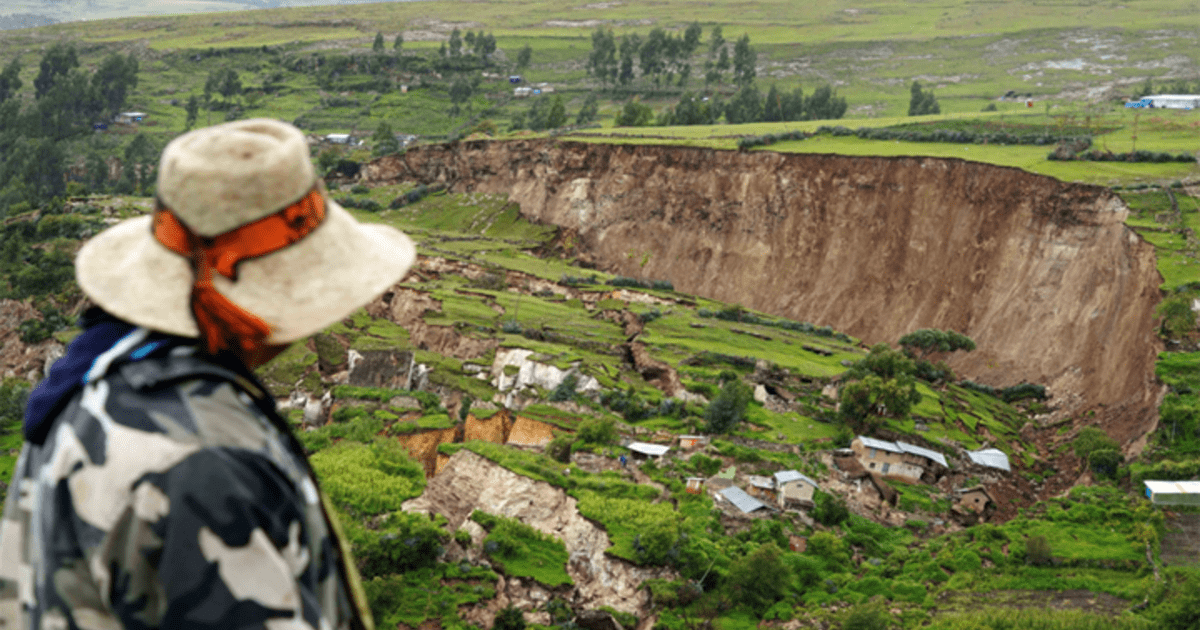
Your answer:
365,140 -> 1164,448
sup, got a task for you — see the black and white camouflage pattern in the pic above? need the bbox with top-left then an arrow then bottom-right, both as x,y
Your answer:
0,327 -> 372,630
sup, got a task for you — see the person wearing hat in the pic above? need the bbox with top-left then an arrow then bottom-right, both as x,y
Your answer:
0,119 -> 414,630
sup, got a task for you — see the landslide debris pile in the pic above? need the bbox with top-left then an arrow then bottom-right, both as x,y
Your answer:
366,139 -> 1164,443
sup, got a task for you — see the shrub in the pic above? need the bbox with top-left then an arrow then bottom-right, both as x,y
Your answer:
843,602 -> 890,630
703,378 -> 753,433
1073,427 -> 1118,463
727,543 -> 792,615
577,416 -> 617,445
494,606 -> 526,630
1025,535 -> 1052,566
813,490 -> 849,526
549,374 -> 578,402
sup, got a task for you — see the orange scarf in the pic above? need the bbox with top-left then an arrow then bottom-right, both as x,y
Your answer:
152,187 -> 326,355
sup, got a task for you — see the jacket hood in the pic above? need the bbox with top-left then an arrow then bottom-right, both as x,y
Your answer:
24,309 -> 185,444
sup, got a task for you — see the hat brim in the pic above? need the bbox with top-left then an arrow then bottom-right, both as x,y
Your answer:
76,199 -> 416,344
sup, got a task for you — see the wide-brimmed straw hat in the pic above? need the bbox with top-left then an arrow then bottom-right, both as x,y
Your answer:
76,118 -> 415,345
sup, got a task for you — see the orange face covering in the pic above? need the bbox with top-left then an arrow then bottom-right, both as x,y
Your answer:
152,187 -> 326,355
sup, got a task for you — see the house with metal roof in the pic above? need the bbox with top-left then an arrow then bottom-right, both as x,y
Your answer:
774,470 -> 820,509
627,442 -> 670,459
718,486 -> 769,514
850,436 -> 947,482
1145,480 -> 1200,505
966,448 -> 1011,472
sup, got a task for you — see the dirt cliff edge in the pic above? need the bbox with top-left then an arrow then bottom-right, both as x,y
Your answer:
367,140 -> 1164,444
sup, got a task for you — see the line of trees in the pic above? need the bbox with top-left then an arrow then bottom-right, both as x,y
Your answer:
587,24 -> 755,90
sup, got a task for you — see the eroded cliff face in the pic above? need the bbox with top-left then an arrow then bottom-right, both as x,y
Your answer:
365,141 -> 1164,442
402,450 -> 670,620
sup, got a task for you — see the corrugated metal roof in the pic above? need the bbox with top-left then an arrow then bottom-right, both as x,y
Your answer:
719,486 -> 768,513
774,470 -> 821,490
896,441 -> 948,468
748,475 -> 774,489
627,442 -> 670,457
858,436 -> 902,453
1145,480 -> 1200,505
967,448 -> 1011,472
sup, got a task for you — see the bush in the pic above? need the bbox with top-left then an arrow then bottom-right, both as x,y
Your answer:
703,379 -> 753,433
494,606 -> 526,630
549,374 -> 578,402
1073,427 -> 1118,463
813,490 -> 849,526
1025,535 -> 1052,566
843,602 -> 890,630
577,417 -> 617,445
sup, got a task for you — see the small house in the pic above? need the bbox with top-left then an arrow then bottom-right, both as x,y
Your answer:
324,133 -> 360,146
678,435 -> 706,449
685,477 -> 705,494
851,436 -> 947,482
513,86 -> 532,98
718,486 -> 769,514
115,112 -> 146,125
627,442 -> 670,460
1145,480 -> 1200,505
956,486 -> 993,513
774,470 -> 820,509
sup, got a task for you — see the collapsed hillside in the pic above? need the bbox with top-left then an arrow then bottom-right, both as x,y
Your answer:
365,140 -> 1165,446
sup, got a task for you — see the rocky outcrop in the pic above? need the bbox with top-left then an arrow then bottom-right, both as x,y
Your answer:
403,450 -> 671,617
491,348 -> 601,408
365,140 -> 1165,445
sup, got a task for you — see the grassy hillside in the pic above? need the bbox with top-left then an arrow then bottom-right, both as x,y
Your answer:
0,1 -> 1199,628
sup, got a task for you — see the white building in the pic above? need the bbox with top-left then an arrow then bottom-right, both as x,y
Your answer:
1145,480 -> 1200,505
1127,94 -> 1200,110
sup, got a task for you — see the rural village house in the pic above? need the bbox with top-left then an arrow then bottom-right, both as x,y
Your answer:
774,470 -> 821,509
851,436 -> 948,483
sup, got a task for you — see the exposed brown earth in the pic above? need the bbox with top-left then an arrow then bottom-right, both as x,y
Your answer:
365,140 -> 1165,448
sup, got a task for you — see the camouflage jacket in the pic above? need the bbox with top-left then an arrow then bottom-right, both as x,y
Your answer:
0,311 -> 373,630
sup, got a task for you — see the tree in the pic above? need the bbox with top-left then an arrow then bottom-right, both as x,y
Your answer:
682,22 -> 703,57
587,27 -> 618,87
839,374 -> 921,431
92,53 -> 139,117
727,543 -> 792,615
545,95 -> 567,129
371,121 -> 400,157
577,416 -> 616,445
448,28 -> 463,57
724,84 -> 761,124
120,133 -> 157,195
763,83 -> 783,121
464,31 -> 477,52
205,68 -> 242,102
898,328 -> 976,359
846,343 -> 915,380
448,78 -> 473,115
618,34 -> 640,86
614,98 -> 654,126
705,25 -> 725,86
908,80 -> 940,116
1156,293 -> 1195,338
34,42 -> 79,99
732,34 -> 756,88
575,92 -> 599,124
517,44 -> 532,70
805,84 -> 847,120
0,57 -> 21,103
477,33 -> 497,59
639,28 -> 667,86
184,95 -> 200,130
372,32 -> 385,53
393,33 -> 404,51
703,378 -> 753,433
